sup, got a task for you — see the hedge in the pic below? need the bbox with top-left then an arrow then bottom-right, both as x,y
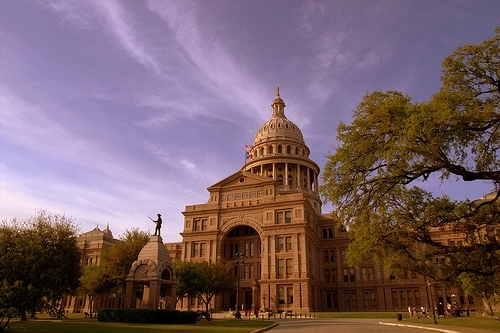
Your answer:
98,308 -> 198,324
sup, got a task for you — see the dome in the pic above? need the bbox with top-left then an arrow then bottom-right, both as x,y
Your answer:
254,88 -> 305,145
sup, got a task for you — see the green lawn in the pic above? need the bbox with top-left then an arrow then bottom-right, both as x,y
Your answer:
4,318 -> 274,333
406,316 -> 500,332
316,312 -> 500,331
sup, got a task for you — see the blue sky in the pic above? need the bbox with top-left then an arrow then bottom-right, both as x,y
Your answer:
1,0 -> 499,242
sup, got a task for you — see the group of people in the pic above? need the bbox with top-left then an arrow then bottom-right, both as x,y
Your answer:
408,303 -> 470,319
408,306 -> 430,319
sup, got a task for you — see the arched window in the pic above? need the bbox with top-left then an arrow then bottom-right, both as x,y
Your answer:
278,175 -> 284,186
269,145 -> 274,154
288,175 -> 293,186
286,145 -> 291,154
278,145 -> 282,153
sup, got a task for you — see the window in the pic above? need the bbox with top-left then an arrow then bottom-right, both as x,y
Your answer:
287,287 -> 293,304
200,243 -> 206,257
277,237 -> 284,252
322,227 -> 334,239
201,219 -> 207,230
285,236 -> 292,251
278,287 -> 285,304
371,292 -> 377,307
341,249 -> 347,262
330,249 -> 336,262
343,268 -> 349,282
244,242 -> 254,257
193,219 -> 201,231
325,269 -> 330,282
350,268 -> 355,282
324,250 -> 329,263
278,259 -> 284,276
362,267 -> 367,282
363,292 -> 370,308
276,210 -> 292,224
229,243 -> 239,258
192,243 -> 199,257
286,258 -> 293,276
368,267 -> 374,281
392,291 -> 398,306
277,212 -> 283,224
244,265 -> 254,279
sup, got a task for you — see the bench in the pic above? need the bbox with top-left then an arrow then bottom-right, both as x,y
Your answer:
197,310 -> 212,321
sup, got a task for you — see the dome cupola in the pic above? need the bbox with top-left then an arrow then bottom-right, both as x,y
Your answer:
254,87 -> 305,145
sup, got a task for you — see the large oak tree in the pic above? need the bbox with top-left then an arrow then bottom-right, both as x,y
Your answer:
320,27 -> 499,308
99,228 -> 150,296
0,210 -> 81,326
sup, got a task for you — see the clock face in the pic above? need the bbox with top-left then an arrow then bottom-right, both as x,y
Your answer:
135,266 -> 149,278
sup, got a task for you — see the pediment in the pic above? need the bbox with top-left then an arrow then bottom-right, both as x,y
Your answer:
207,171 -> 275,191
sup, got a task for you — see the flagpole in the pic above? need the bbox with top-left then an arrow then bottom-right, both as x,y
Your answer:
244,143 -> 247,169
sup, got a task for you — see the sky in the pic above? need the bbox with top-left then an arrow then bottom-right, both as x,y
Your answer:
1,0 -> 499,243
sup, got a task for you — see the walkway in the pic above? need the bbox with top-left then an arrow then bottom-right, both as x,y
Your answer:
265,318 -> 497,333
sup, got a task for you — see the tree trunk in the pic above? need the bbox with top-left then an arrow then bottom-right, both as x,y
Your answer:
88,295 -> 94,318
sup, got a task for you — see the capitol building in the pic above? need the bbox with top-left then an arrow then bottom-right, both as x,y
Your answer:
66,89 -> 470,314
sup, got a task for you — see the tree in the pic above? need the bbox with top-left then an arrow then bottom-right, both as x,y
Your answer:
0,281 -> 26,332
99,228 -> 150,296
320,27 -> 500,293
197,262 -> 236,314
78,265 -> 113,318
0,210 -> 81,322
458,271 -> 500,316
174,261 -> 208,305
175,261 -> 236,314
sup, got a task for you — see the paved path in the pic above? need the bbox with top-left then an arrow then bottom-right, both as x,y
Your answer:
266,318 -> 497,333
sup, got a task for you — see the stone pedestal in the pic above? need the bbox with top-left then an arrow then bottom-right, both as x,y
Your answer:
124,235 -> 177,309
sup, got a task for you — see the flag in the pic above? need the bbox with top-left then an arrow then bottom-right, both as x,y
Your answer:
245,144 -> 253,159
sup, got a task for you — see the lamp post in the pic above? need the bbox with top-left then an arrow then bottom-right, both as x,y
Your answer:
427,280 -> 437,325
234,253 -> 244,318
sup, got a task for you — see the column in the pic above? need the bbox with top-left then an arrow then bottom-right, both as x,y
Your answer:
307,168 -> 311,191
293,233 -> 300,279
269,236 -> 276,279
124,281 -> 136,308
148,280 -> 162,309
297,165 -> 301,189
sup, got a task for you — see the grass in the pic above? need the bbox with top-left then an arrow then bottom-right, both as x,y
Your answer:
4,318 -> 274,333
313,312 -> 500,331
4,312 -> 500,332
406,315 -> 500,332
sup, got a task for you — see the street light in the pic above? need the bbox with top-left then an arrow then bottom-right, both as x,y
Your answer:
427,280 -> 437,325
234,253 -> 244,318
